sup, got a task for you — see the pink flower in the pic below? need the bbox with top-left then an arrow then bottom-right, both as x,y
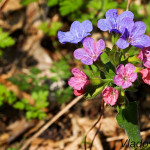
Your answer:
138,47 -> 150,68
68,68 -> 89,96
113,63 -> 137,89
140,68 -> 150,85
102,87 -> 119,106
74,37 -> 105,65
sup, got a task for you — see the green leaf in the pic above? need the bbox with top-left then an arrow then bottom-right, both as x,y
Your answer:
30,67 -> 41,75
116,102 -> 141,143
104,46 -> 120,68
0,28 -> 15,48
56,86 -> 73,104
101,52 -> 109,64
85,85 -> 104,99
13,102 -> 25,110
87,0 -> 102,10
59,0 -> 83,16
47,0 -> 58,7
21,0 -> 37,6
49,22 -> 63,36
39,21 -> 62,36
26,111 -> 33,119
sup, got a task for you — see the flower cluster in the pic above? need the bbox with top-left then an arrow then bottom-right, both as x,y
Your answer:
58,8 -> 150,106
98,9 -> 150,49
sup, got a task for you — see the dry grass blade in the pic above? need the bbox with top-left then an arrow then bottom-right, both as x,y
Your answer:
20,95 -> 84,150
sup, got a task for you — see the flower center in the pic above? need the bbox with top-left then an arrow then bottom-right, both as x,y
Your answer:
127,36 -> 133,44
123,76 -> 128,81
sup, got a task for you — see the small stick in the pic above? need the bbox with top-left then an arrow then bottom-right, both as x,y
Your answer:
89,100 -> 104,150
84,99 -> 104,150
20,95 -> 84,150
126,0 -> 132,11
0,0 -> 9,13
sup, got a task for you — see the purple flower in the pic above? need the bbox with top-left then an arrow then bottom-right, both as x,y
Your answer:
97,9 -> 134,34
58,20 -> 93,44
116,21 -> 150,49
74,37 -> 105,65
138,47 -> 150,68
113,63 -> 137,89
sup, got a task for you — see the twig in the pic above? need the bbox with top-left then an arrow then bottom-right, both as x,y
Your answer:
126,0 -> 132,11
89,100 -> 104,150
0,0 -> 9,13
20,95 -> 84,150
84,99 -> 104,150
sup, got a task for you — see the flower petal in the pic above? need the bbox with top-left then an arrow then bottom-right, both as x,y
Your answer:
131,21 -> 146,38
122,81 -> 132,89
82,20 -> 93,32
74,48 -> 93,65
132,35 -> 150,48
94,39 -> 105,58
117,11 -> 134,22
72,68 -> 82,77
140,68 -> 148,78
125,63 -> 135,75
118,18 -> 134,33
113,75 -> 123,86
80,57 -> 93,65
105,9 -> 118,26
143,61 -> 150,68
116,64 -> 125,75
70,21 -> 85,39
116,38 -> 129,49
74,89 -> 84,96
102,87 -> 118,106
129,73 -> 137,82
97,19 -> 112,31
58,31 -> 74,44
74,48 -> 89,59
82,37 -> 95,56
137,50 -> 143,61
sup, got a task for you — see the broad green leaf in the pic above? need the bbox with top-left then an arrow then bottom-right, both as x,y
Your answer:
116,102 -> 141,143
101,52 -> 109,64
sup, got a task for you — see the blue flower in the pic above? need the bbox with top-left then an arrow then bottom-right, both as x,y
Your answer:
97,9 -> 134,34
58,20 -> 93,44
116,21 -> 150,49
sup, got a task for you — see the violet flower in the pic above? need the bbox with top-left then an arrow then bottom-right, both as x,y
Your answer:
74,37 -> 105,65
68,68 -> 90,96
113,63 -> 137,89
116,21 -> 150,49
138,47 -> 150,68
58,20 -> 93,44
97,9 -> 134,34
